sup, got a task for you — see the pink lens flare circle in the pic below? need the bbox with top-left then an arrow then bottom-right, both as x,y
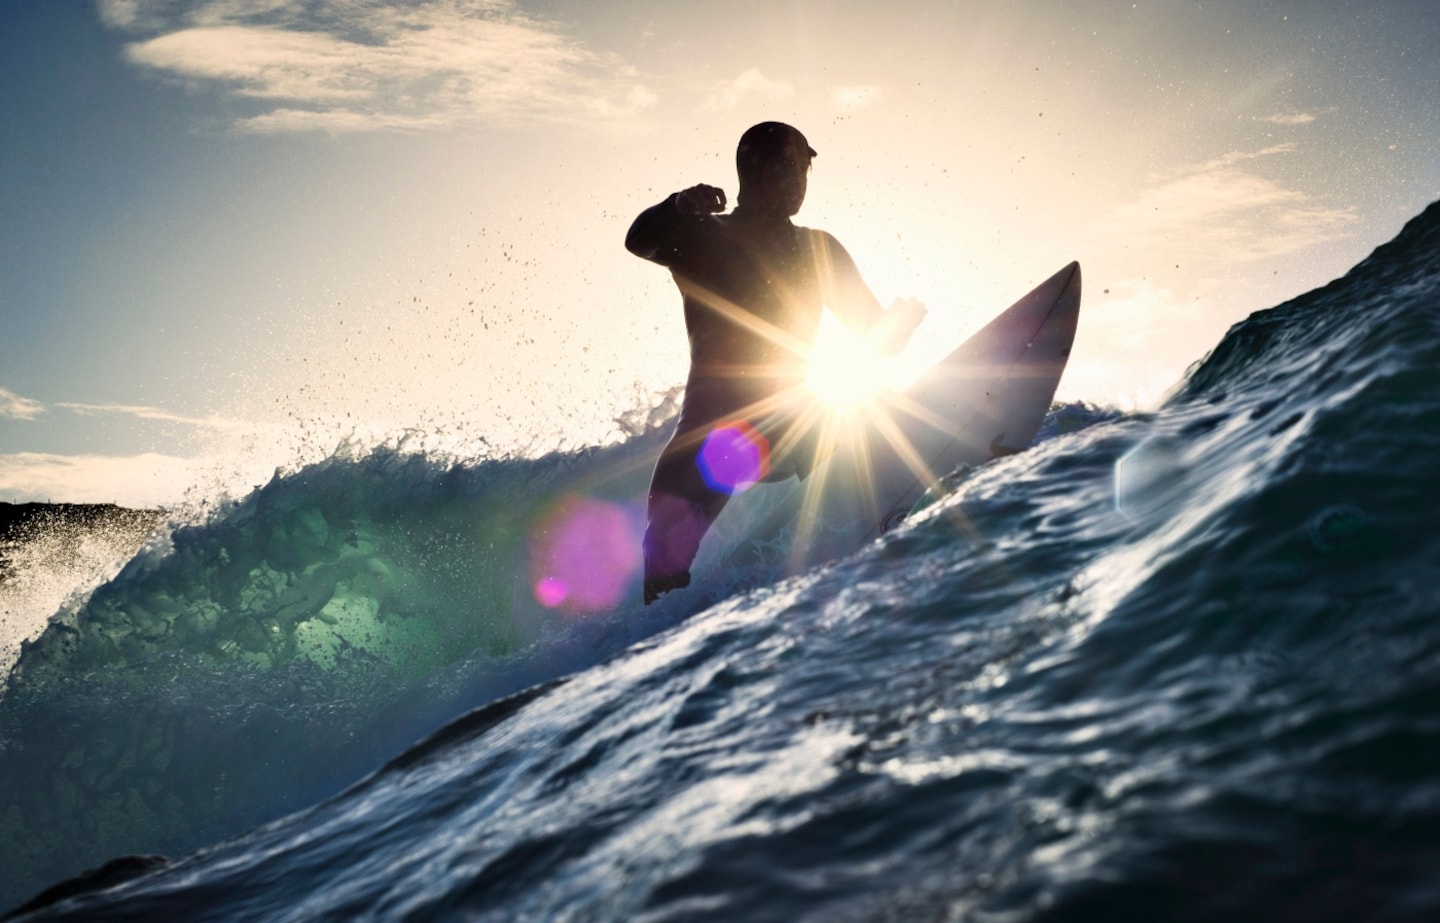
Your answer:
528,495 -> 643,615
697,421 -> 771,494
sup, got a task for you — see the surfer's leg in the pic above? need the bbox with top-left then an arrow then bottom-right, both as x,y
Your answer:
759,408 -> 822,481
643,433 -> 731,604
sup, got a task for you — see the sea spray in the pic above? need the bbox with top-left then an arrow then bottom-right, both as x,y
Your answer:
0,506 -> 162,673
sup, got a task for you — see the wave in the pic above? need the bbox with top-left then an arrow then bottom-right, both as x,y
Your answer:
0,394 -> 691,906
4,200 -> 1440,919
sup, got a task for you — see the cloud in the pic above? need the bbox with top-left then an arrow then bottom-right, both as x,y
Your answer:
54,401 -> 245,429
831,85 -> 882,109
1101,145 -> 1357,264
702,68 -> 794,111
0,387 -> 45,421
0,452 -> 199,506
1,387 -> 244,429
98,0 -> 657,133
1257,112 -> 1318,126
1059,276 -> 1221,407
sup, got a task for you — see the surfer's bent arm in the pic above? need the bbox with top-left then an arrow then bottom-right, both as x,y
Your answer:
817,232 -> 927,355
625,185 -> 726,265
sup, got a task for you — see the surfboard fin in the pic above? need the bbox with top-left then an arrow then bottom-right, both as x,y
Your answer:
989,435 -> 1022,458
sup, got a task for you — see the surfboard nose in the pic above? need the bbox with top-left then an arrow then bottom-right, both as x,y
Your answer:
1063,261 -> 1081,302
1036,260 -> 1081,310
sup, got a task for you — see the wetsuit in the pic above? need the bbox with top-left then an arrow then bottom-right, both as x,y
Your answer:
627,193 -> 887,602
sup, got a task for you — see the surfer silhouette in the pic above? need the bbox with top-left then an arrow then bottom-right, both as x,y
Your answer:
627,121 -> 926,604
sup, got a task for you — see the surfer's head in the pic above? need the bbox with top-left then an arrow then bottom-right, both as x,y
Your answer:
736,122 -> 815,217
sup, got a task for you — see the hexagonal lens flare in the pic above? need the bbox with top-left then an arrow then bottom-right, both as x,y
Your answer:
697,421 -> 771,494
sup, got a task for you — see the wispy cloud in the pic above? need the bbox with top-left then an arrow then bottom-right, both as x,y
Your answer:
831,85 -> 882,109
55,401 -> 245,429
1101,145 -> 1357,264
98,0 -> 657,133
0,387 -> 46,421
1,387 -> 244,429
702,68 -> 794,111
1257,111 -> 1319,126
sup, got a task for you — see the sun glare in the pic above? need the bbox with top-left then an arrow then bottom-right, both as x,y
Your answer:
805,313 -> 900,411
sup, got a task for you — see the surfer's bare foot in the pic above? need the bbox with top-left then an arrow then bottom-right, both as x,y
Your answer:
643,572 -> 691,605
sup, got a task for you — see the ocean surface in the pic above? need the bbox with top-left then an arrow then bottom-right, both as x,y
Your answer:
3,200 -> 1439,921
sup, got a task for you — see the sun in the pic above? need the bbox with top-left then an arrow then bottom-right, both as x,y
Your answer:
804,312 -> 906,411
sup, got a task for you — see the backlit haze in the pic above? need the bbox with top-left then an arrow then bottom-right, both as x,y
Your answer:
2,0 -> 1437,508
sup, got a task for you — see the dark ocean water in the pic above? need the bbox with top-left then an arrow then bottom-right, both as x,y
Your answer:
3,200 -> 1439,921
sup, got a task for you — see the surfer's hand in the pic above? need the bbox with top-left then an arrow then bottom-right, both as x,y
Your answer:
889,297 -> 927,326
880,297 -> 927,351
676,184 -> 727,215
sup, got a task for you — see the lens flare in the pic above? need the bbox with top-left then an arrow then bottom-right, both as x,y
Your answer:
534,576 -> 568,608
698,421 -> 771,494
528,495 -> 643,615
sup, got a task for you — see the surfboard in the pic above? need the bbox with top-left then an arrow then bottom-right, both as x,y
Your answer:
693,260 -> 1082,577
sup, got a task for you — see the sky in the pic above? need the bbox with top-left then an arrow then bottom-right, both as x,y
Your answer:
1,0 -> 1437,507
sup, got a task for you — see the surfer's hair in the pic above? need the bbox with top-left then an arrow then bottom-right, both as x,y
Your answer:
736,122 -> 816,190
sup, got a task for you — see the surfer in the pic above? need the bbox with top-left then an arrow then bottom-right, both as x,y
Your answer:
627,121 -> 927,604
